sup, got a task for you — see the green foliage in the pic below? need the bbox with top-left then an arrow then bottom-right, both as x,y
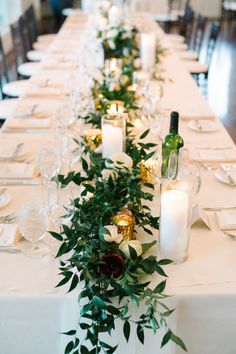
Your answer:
52,16 -> 186,354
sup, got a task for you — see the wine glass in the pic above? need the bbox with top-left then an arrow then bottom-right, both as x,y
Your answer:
152,149 -> 179,183
38,148 -> 60,184
56,103 -> 76,129
19,202 -> 48,258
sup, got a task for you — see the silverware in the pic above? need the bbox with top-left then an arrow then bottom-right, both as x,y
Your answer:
0,188 -> 7,196
0,213 -> 17,223
194,119 -> 203,131
0,181 -> 40,186
204,206 -> 236,211
195,147 -> 233,150
0,247 -> 21,254
220,164 -> 236,186
2,129 -> 50,134
0,142 -> 24,161
223,231 -> 236,240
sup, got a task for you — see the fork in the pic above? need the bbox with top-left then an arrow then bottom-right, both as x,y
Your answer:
0,213 -> 17,224
221,164 -> 236,185
0,142 -> 24,161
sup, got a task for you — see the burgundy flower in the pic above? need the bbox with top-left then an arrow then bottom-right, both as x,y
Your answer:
101,253 -> 124,278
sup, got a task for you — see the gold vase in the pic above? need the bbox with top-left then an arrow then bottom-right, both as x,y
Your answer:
112,210 -> 135,241
84,129 -> 102,151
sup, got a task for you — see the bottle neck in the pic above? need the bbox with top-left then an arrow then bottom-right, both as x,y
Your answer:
169,115 -> 179,133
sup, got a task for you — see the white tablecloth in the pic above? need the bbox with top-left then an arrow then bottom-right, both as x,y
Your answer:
0,12 -> 236,354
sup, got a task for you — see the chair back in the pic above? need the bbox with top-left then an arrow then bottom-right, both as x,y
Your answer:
191,14 -> 208,54
179,4 -> 195,45
19,15 -> 32,53
0,36 -> 9,83
25,5 -> 38,45
205,21 -> 221,67
10,19 -> 27,70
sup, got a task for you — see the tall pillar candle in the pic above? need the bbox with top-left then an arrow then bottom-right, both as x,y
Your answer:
159,189 -> 190,263
140,33 -> 157,72
102,114 -> 125,158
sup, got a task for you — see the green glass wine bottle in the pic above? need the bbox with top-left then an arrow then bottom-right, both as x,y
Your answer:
161,111 -> 184,179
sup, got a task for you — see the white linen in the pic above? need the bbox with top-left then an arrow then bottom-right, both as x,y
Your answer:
0,163 -> 36,179
0,224 -> 20,246
188,147 -> 236,162
0,12 -> 236,354
215,210 -> 236,230
5,118 -> 51,129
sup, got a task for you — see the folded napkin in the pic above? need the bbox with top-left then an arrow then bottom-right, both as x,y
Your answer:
24,86 -> 65,97
0,144 -> 24,158
31,79 -> 63,89
15,106 -> 52,119
0,224 -> 20,246
5,118 -> 51,129
188,148 -> 236,162
215,210 -> 236,230
0,163 -> 36,179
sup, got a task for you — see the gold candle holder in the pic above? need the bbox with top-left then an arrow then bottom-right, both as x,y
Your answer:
139,159 -> 156,184
84,129 -> 102,151
112,210 -> 135,241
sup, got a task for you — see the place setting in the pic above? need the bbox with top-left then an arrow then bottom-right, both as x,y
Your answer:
187,118 -> 221,133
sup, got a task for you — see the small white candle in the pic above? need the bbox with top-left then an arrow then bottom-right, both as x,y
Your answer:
140,33 -> 156,72
160,189 -> 189,263
102,124 -> 123,158
108,5 -> 122,26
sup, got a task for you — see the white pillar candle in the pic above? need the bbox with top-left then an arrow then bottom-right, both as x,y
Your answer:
102,124 -> 123,158
140,33 -> 157,72
108,5 -> 123,26
160,189 -> 190,263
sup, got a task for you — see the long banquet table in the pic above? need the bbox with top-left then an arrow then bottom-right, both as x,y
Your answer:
0,12 -> 236,354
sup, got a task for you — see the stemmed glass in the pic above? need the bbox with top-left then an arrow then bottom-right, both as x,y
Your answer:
38,148 -> 61,226
19,202 -> 48,258
152,149 -> 179,183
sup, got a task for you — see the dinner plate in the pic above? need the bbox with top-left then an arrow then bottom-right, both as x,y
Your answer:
0,191 -> 12,208
214,167 -> 236,186
188,119 -> 220,133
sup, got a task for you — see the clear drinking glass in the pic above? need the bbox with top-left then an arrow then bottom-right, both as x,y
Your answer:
38,148 -> 60,183
152,149 -> 179,183
56,103 -> 75,129
19,202 -> 48,257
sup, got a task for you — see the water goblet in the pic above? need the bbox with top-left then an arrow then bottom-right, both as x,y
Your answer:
19,202 -> 48,258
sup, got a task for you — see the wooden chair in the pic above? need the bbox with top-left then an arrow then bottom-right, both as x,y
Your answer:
185,21 -> 221,91
0,36 -> 26,118
10,18 -> 40,78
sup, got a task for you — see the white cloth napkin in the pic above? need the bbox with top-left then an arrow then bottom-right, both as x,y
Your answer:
0,163 -> 36,179
0,224 -> 20,246
15,104 -> 52,119
188,148 -> 236,162
215,210 -> 236,230
5,118 -> 51,129
0,144 -> 24,158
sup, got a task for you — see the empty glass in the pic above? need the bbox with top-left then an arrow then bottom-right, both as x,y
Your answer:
38,148 -> 60,184
19,202 -> 48,257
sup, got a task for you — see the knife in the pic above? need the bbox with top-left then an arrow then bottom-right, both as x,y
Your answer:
0,181 -> 40,186
2,129 -> 50,134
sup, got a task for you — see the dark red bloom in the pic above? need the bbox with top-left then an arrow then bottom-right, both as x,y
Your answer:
101,253 -> 124,278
